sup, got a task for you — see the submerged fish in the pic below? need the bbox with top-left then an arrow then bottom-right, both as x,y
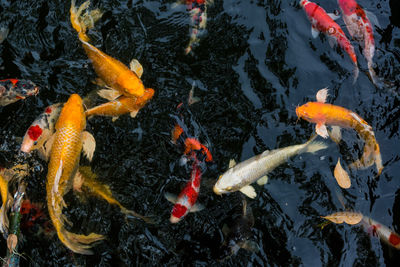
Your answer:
296,88 -> 383,175
218,199 -> 259,261
0,79 -> 39,106
338,0 -> 379,85
214,136 -> 327,198
300,0 -> 359,82
0,27 -> 9,44
21,103 -> 63,155
70,0 -> 153,100
175,0 -> 213,54
0,171 -> 11,238
165,159 -> 204,223
45,94 -> 102,255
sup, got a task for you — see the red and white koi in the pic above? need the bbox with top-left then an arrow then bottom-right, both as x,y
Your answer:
165,159 -> 204,223
338,0 -> 379,85
175,0 -> 213,54
300,0 -> 359,82
0,79 -> 39,106
361,216 -> 400,249
21,103 -> 63,154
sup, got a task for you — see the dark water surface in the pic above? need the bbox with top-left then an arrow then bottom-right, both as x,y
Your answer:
1,0 -> 400,265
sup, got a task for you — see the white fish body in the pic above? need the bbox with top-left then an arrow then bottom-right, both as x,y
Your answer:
213,138 -> 327,198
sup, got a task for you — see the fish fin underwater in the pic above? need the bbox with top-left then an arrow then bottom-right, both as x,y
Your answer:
239,185 -> 256,199
81,131 -> 96,162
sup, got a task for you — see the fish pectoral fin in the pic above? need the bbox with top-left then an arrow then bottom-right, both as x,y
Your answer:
327,13 -> 340,21
316,88 -> 328,103
228,159 -> 237,168
316,123 -> 329,139
240,185 -> 256,199
256,175 -> 268,186
190,203 -> 205,213
129,59 -> 144,78
111,116 -> 119,122
82,131 -> 96,162
365,10 -> 380,28
130,110 -> 138,118
241,240 -> 260,252
222,224 -> 230,236
39,133 -> 56,161
329,126 -> 342,143
164,192 -> 177,204
311,26 -> 319,38
97,89 -> 122,101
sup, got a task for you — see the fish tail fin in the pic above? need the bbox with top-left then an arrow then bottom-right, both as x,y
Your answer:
303,134 -> 328,154
48,194 -> 104,254
70,0 -> 89,42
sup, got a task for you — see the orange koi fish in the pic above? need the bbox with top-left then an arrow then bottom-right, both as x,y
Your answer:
296,88 -> 383,174
46,94 -> 102,254
70,0 -> 152,100
85,88 -> 154,121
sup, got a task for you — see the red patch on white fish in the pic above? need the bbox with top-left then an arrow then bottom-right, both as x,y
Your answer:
45,107 -> 52,114
27,125 -> 43,141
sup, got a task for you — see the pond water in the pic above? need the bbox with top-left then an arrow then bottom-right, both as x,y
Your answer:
0,0 -> 400,265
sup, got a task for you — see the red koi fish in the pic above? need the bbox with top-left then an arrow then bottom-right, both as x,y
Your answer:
165,159 -> 204,223
300,0 -> 359,82
338,0 -> 379,85
21,103 -> 63,155
296,88 -> 383,175
0,79 -> 39,106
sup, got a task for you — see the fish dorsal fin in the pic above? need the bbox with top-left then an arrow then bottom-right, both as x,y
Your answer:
240,185 -> 256,199
316,88 -> 328,103
82,131 -> 96,162
365,10 -> 380,28
311,27 -> 319,38
130,110 -> 138,118
228,159 -> 236,168
129,59 -> 143,78
328,36 -> 337,48
164,192 -> 177,204
190,203 -> 205,213
327,13 -> 340,21
257,175 -> 269,186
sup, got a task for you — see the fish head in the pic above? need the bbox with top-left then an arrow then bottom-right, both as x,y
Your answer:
299,0 -> 309,8
337,0 -> 356,16
13,79 -> 39,97
57,94 -> 85,130
213,171 -> 236,195
21,125 -> 44,153
118,72 -> 145,98
295,102 -> 319,122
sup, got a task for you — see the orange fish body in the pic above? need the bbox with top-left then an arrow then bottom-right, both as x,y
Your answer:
296,101 -> 382,174
70,0 -> 145,98
85,88 -> 154,119
46,94 -> 103,254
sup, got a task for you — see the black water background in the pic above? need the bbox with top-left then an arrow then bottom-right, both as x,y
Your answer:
0,0 -> 400,265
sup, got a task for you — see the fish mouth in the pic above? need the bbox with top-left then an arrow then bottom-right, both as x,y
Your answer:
213,185 -> 223,195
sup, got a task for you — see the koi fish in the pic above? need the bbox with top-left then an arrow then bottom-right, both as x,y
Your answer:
20,103 -> 63,155
85,88 -> 154,121
218,199 -> 259,261
300,0 -> 359,82
338,0 -> 379,85
45,94 -> 102,255
175,0 -> 213,54
165,159 -> 204,223
322,211 -> 400,250
0,79 -> 39,106
295,88 -> 383,175
214,136 -> 327,198
70,0 -> 152,99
